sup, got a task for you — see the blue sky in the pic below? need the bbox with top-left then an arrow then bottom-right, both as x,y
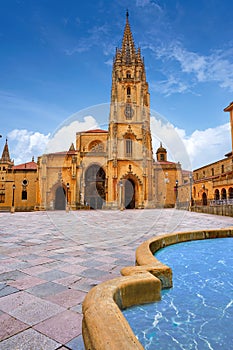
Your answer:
1,0 -> 233,169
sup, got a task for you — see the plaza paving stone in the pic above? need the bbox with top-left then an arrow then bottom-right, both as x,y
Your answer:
0,208 -> 233,349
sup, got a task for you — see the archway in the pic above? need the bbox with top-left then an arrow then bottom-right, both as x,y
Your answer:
85,164 -> 106,209
214,189 -> 220,200
221,188 -> 227,200
202,192 -> 207,206
55,186 -> 66,210
124,179 -> 135,209
229,187 -> 233,200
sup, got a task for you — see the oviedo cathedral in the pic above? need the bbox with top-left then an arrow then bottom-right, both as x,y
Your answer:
0,13 -> 190,212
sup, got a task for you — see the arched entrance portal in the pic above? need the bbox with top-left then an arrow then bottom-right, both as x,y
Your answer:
202,192 -> 207,206
85,165 -> 106,209
55,186 -> 66,210
124,179 -> 135,209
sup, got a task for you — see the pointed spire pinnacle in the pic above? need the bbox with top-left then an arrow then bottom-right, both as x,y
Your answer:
69,143 -> 75,151
1,138 -> 11,163
121,10 -> 136,64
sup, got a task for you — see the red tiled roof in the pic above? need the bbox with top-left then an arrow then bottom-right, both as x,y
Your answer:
182,169 -> 192,174
45,150 -> 77,156
13,161 -> 37,170
83,129 -> 108,133
156,160 -> 177,165
224,101 -> 233,112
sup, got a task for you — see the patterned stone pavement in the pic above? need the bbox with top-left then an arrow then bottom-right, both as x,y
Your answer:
0,208 -> 232,349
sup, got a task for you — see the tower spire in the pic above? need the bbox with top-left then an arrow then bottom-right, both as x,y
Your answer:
1,138 -> 11,163
121,10 -> 136,64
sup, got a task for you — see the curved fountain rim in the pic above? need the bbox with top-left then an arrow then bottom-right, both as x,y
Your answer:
82,227 -> 233,350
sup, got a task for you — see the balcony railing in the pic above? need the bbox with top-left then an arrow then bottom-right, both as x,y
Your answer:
210,199 -> 233,206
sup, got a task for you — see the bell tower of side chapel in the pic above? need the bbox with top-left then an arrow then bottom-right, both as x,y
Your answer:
106,11 -> 154,209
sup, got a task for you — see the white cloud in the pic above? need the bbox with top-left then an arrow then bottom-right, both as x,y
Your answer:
64,24 -> 114,57
46,115 -> 98,153
6,114 -> 231,172
151,75 -> 190,96
7,129 -> 50,164
150,115 -> 191,169
136,0 -> 163,12
180,123 -> 231,169
153,43 -> 233,94
150,114 -> 231,170
6,116 -> 98,165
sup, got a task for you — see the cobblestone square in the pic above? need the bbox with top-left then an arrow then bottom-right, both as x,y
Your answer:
0,209 -> 232,349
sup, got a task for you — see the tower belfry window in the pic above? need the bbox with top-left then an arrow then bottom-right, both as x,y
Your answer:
126,139 -> 132,157
126,43 -> 131,64
126,71 -> 131,79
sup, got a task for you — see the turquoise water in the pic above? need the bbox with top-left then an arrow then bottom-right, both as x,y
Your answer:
123,238 -> 233,349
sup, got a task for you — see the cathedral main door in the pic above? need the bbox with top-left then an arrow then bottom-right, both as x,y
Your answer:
55,186 -> 66,210
124,179 -> 135,209
84,165 -> 106,209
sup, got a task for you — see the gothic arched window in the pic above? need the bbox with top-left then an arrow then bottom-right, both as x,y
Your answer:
22,190 -> 27,200
125,138 -> 132,157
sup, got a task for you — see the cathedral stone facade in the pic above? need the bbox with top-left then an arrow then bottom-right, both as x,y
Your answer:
0,13 -> 187,212
37,13 -> 183,211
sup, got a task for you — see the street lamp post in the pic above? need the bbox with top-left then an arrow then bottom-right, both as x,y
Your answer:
66,183 -> 70,212
11,184 -> 16,213
174,180 -> 179,208
189,174 -> 193,209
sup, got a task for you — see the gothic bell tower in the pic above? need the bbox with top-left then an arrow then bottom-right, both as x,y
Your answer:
106,11 -> 154,209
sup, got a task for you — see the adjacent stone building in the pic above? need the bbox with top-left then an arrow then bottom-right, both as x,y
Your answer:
0,139 -> 38,212
192,102 -> 233,208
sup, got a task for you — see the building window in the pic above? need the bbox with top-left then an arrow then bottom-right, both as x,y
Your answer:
0,192 -> 5,203
196,173 -> 199,180
22,190 -> 27,200
229,187 -> 233,199
126,71 -> 131,79
126,139 -> 132,157
221,165 -> 224,173
214,189 -> 220,200
221,188 -> 227,200
211,168 -> 214,176
127,87 -> 131,96
160,154 -> 164,161
193,186 -> 196,198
